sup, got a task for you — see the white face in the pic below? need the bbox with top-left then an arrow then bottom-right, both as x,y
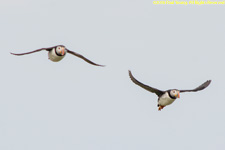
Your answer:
56,46 -> 66,56
170,90 -> 180,98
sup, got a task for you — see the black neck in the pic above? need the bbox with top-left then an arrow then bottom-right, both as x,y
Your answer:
55,48 -> 62,56
168,91 -> 176,99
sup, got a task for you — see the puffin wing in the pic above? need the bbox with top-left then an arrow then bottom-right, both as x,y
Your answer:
128,70 -> 164,97
10,46 -> 55,56
66,49 -> 104,67
180,80 -> 211,93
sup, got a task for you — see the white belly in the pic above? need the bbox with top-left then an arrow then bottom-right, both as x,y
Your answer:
48,49 -> 65,62
158,92 -> 176,106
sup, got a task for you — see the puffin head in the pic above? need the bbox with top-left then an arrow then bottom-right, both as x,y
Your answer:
55,45 -> 66,56
169,89 -> 180,99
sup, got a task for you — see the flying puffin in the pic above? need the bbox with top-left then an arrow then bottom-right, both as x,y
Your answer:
128,70 -> 211,111
10,45 -> 104,66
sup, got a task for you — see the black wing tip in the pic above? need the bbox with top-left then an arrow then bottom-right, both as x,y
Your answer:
128,70 -> 136,83
89,62 -> 105,67
10,52 -> 19,55
205,80 -> 212,87
95,64 -> 105,67
199,80 -> 212,91
128,70 -> 133,77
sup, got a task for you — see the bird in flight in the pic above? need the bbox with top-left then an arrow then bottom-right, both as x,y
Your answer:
128,70 -> 211,111
11,45 -> 104,67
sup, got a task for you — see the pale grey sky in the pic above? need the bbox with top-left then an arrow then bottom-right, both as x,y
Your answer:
1,0 -> 225,150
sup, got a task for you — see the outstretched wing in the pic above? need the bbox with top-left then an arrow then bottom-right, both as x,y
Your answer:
10,46 -> 55,56
66,49 -> 105,67
180,80 -> 211,93
128,70 -> 164,97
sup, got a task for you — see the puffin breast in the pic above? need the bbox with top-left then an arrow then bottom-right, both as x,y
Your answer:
158,92 -> 176,106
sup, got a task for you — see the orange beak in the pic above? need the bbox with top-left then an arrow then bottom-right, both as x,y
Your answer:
177,92 -> 180,98
60,48 -> 65,55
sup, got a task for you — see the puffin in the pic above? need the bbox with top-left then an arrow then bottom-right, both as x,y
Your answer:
128,70 -> 211,111
10,45 -> 104,66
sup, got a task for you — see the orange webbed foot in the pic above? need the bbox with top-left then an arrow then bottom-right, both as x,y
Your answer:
158,106 -> 165,111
